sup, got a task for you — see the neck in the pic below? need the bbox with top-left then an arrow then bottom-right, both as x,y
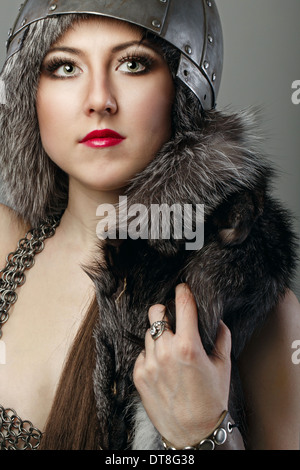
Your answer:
58,177 -> 121,254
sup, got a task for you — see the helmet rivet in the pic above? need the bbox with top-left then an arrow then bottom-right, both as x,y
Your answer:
4,0 -> 222,112
152,19 -> 161,28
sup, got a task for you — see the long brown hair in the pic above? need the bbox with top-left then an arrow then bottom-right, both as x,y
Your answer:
39,297 -> 101,450
2,15 -> 186,450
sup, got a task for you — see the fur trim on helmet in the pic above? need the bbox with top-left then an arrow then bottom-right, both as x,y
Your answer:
89,109 -> 297,449
0,14 -> 181,227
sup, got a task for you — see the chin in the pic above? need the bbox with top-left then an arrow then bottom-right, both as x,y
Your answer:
79,179 -> 128,194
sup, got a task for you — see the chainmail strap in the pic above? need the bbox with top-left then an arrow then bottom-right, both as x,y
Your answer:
0,406 -> 43,450
0,215 -> 61,339
0,215 -> 61,450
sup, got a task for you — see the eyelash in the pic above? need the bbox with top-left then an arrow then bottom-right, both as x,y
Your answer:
43,57 -> 79,78
117,53 -> 154,74
42,52 -> 155,78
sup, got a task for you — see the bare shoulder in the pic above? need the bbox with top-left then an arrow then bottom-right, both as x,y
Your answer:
240,290 -> 300,365
0,203 -> 29,268
259,290 -> 300,343
239,290 -> 300,449
274,289 -> 300,321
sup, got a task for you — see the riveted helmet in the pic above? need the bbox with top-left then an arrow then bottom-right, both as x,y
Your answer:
5,0 -> 223,111
0,0 -> 224,226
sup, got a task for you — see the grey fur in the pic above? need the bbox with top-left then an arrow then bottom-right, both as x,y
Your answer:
0,15 -> 88,225
0,14 -> 181,226
131,401 -> 162,451
90,106 -> 297,449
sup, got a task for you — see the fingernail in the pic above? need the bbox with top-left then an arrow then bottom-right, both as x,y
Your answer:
176,283 -> 190,292
149,304 -> 166,315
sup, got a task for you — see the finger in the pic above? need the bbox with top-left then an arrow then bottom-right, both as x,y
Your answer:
210,320 -> 232,364
174,283 -> 199,339
134,349 -> 146,368
148,303 -> 167,325
133,349 -> 146,388
148,303 -> 173,342
146,304 -> 173,351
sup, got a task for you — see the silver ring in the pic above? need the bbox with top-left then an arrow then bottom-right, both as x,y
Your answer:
149,320 -> 169,341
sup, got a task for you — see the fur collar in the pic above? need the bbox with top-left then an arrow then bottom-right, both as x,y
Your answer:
89,109 -> 297,449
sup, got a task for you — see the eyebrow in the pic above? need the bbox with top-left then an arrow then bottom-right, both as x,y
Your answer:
112,40 -> 152,53
46,40 -> 159,57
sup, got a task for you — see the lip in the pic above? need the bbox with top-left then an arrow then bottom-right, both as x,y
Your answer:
79,129 -> 126,148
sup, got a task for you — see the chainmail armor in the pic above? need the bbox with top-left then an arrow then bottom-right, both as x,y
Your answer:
0,215 -> 61,450
0,215 -> 61,339
0,406 -> 43,450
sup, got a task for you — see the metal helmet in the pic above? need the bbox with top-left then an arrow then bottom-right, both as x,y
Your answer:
5,0 -> 223,110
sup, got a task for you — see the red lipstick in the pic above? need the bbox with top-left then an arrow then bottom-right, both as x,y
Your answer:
79,129 -> 125,148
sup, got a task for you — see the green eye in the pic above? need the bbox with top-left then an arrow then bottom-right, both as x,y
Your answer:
118,60 -> 146,74
126,61 -> 144,73
43,57 -> 82,78
54,63 -> 81,78
62,64 -> 76,75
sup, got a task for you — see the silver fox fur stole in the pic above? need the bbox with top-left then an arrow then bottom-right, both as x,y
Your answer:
89,110 -> 297,449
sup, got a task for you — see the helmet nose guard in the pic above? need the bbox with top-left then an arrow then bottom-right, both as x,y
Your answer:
5,0 -> 223,110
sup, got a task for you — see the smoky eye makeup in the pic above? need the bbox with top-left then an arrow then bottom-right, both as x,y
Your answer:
41,56 -> 82,78
116,49 -> 156,74
40,42 -> 162,79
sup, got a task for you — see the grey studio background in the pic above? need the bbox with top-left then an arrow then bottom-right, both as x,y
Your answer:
0,0 -> 299,299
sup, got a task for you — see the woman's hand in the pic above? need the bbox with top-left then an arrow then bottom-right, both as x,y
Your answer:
133,283 -> 232,449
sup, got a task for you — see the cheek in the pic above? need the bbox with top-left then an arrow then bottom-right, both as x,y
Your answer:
36,95 -> 55,152
126,77 -> 174,141
36,83 -> 73,149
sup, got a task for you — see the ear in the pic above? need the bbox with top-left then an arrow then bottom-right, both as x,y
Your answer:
212,187 -> 265,246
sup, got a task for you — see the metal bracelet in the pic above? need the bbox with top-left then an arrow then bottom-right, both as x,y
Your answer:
161,410 -> 234,450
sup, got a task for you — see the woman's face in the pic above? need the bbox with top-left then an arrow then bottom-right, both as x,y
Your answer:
36,17 -> 175,194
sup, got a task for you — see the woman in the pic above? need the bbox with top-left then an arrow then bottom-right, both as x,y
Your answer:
0,0 -> 299,451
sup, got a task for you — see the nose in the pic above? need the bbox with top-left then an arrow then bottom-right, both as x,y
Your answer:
84,73 -> 117,117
